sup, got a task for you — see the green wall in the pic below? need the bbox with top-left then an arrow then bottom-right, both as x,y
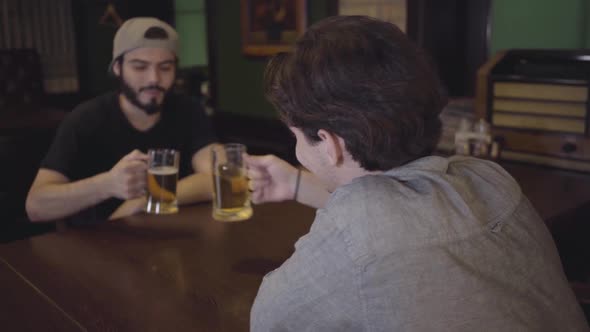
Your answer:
175,0 -> 208,67
490,0 -> 590,54
213,0 -> 331,118
209,0 -> 590,117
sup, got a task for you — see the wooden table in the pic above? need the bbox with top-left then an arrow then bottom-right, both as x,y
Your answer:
0,202 -> 316,331
1,161 -> 589,331
0,258 -> 83,330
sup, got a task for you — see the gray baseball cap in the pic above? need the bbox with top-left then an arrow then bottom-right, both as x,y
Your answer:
108,17 -> 178,72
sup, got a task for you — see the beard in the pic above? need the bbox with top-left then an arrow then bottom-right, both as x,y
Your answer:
118,74 -> 169,115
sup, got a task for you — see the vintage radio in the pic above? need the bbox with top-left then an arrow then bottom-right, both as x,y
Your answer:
476,50 -> 590,172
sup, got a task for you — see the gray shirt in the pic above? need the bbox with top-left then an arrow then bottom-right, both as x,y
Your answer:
251,156 -> 588,331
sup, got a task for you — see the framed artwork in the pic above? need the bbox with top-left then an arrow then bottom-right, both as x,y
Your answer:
240,0 -> 307,56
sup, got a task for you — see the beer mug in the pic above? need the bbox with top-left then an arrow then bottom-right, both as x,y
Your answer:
211,144 -> 253,222
146,149 -> 180,214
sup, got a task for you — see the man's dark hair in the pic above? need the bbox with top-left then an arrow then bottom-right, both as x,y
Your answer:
263,15 -> 448,171
144,26 -> 169,39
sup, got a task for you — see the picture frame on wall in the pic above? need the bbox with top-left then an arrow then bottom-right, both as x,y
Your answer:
240,0 -> 307,56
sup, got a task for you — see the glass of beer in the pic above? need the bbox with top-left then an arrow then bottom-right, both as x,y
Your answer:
146,149 -> 179,214
211,143 -> 253,222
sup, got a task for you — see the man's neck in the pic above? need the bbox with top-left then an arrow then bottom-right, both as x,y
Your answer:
327,156 -> 384,192
118,94 -> 161,132
337,165 -> 383,187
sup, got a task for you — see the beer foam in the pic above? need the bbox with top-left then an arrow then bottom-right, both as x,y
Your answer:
148,166 -> 178,175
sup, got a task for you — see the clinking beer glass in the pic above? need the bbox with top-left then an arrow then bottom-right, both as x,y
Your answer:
146,149 -> 179,214
211,144 -> 253,222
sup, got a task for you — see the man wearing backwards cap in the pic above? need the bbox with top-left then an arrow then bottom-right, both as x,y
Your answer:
26,17 -> 218,224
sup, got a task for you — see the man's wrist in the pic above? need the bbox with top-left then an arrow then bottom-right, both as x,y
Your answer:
293,168 -> 302,201
94,172 -> 113,201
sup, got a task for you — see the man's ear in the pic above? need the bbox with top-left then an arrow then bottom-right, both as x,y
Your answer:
113,61 -> 121,77
317,129 -> 344,166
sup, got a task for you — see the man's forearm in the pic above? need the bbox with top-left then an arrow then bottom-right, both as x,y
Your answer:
26,173 -> 111,222
176,172 -> 213,205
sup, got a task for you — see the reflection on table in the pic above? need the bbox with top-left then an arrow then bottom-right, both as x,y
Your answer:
0,201 -> 316,331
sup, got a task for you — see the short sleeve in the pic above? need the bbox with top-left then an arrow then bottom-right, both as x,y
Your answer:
40,112 -> 82,179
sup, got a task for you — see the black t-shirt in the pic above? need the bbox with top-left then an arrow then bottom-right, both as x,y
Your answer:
41,91 -> 216,224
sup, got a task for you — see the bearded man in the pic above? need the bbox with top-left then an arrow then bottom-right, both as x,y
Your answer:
26,17 -> 217,224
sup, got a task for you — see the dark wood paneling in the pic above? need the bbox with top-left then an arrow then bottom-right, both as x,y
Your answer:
213,112 -> 297,165
407,0 -> 491,97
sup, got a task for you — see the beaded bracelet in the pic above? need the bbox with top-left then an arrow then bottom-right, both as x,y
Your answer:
293,168 -> 302,201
